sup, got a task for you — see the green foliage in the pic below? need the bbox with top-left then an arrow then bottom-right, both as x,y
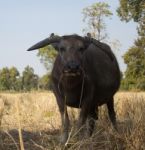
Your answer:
122,36 -> 145,90
0,67 -> 10,90
37,45 -> 57,71
39,74 -> 53,90
0,67 -> 21,91
9,67 -> 20,90
117,0 -> 144,22
82,2 -> 112,41
0,66 -> 53,91
118,0 -> 145,91
22,66 -> 39,91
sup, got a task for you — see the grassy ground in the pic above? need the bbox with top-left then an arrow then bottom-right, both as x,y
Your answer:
0,91 -> 145,150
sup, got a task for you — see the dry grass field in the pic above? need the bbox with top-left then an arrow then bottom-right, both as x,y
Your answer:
0,91 -> 145,150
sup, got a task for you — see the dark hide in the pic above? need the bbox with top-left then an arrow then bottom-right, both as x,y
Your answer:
27,34 -> 121,144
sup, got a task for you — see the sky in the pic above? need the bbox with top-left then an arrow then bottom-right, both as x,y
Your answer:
0,0 -> 137,76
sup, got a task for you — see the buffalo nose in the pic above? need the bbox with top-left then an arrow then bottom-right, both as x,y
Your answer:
66,61 -> 80,70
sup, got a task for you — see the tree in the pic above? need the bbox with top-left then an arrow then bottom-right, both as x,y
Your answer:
39,74 -> 52,90
22,66 -> 39,91
37,45 -> 57,71
82,2 -> 112,41
117,0 -> 144,22
122,39 -> 145,90
0,67 -> 22,91
9,67 -> 20,90
37,33 -> 58,71
0,67 -> 10,90
117,0 -> 145,90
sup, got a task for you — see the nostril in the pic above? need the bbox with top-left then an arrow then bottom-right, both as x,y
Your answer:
64,61 -> 80,73
76,62 -> 80,68
70,63 -> 80,70
75,64 -> 80,69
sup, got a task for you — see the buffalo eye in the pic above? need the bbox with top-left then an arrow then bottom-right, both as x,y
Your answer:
59,47 -> 66,52
78,47 -> 85,52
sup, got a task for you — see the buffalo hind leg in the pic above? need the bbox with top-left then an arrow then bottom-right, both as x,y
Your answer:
107,97 -> 117,130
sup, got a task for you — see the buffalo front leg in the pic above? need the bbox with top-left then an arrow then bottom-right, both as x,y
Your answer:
53,83 -> 70,144
107,97 -> 117,130
60,107 -> 70,144
77,107 -> 88,139
78,105 -> 98,139
77,86 -> 96,139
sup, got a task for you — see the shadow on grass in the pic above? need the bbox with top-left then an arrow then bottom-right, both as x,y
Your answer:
0,129 -> 60,150
0,119 -> 144,150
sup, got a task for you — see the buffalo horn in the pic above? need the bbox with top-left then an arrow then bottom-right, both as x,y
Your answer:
27,34 -> 61,51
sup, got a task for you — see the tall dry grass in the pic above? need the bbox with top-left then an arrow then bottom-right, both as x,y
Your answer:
0,91 -> 144,150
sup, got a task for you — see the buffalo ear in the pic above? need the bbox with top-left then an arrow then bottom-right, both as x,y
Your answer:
49,33 -> 60,50
83,33 -> 93,49
83,39 -> 92,50
87,33 -> 92,38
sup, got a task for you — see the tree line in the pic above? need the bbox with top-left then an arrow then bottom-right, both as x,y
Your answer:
0,66 -> 52,91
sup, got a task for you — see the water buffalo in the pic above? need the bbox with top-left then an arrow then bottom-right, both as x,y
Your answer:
27,33 -> 121,144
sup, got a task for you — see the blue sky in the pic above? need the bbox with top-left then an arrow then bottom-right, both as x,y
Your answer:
0,0 -> 137,76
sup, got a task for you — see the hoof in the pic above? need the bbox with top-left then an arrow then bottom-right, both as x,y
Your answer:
59,132 -> 68,144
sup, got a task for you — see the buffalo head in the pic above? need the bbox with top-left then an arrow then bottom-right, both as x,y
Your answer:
27,34 -> 91,77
